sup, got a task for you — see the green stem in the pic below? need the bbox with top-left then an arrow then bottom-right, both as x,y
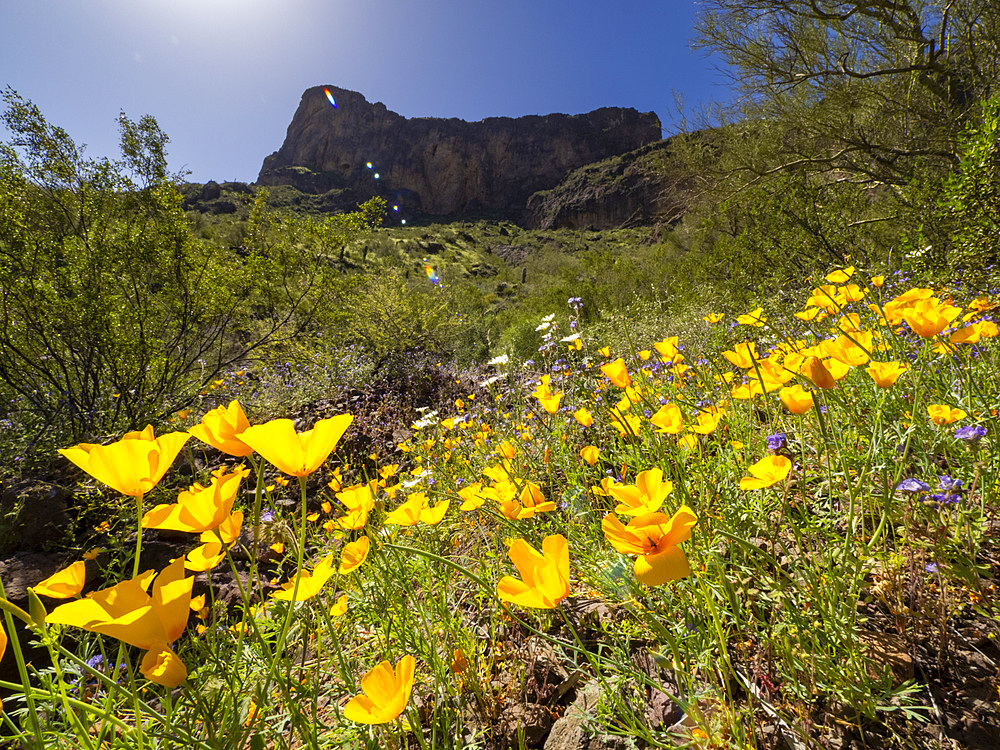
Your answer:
133,491 -> 145,578
258,474 -> 310,717
0,577 -> 44,746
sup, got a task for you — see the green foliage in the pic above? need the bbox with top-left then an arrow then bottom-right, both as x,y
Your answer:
0,92 -> 376,453
943,93 -> 1000,281
338,268 -> 472,368
695,0 -> 1000,187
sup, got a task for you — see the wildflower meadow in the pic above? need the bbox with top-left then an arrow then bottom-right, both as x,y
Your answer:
1,264 -> 997,749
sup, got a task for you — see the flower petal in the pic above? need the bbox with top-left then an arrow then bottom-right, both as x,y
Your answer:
633,546 -> 690,586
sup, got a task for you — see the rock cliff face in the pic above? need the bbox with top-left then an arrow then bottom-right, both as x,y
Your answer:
524,136 -> 703,230
257,86 -> 661,216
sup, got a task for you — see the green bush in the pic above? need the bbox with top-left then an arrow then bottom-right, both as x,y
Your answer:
943,94 -> 1000,282
0,91 -> 375,455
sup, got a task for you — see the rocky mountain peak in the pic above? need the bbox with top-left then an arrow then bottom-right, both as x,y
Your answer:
257,85 -> 661,217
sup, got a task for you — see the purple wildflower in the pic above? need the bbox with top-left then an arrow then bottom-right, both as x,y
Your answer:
938,476 -> 964,493
954,425 -> 987,443
766,432 -> 787,452
895,478 -> 930,493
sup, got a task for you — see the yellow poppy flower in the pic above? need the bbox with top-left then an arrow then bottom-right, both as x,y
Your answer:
800,357 -> 836,390
272,553 -> 337,601
824,266 -> 855,284
140,644 -> 187,688
574,408 -> 594,427
610,410 -> 642,438
339,536 -> 371,575
384,493 -> 450,526
731,380 -> 764,400
458,482 -> 488,511
330,594 -> 349,617
47,557 -> 192,651
722,342 -> 758,369
823,333 -> 872,367
654,336 -> 684,363
580,446 -> 600,466
601,507 -> 697,586
881,287 -> 935,324
927,404 -> 967,425
865,361 -> 908,389
600,358 -> 632,388
142,466 -> 248,534
536,390 -> 563,414
58,426 -> 190,497
901,299 -> 963,338
497,535 -> 570,609
737,307 -> 767,326
739,455 -> 792,490
650,403 -> 684,434
185,511 -> 244,571
778,383 -> 813,414
518,481 -> 556,514
806,285 -> 844,313
336,483 -> 375,514
451,648 -> 469,674
591,476 -> 622,497
702,313 -> 724,324
794,307 -> 823,321
950,320 -> 999,344
343,655 -> 416,725
690,408 -> 724,435
188,400 -> 254,456
238,414 -> 354,477
609,468 -> 673,516
30,560 -> 87,599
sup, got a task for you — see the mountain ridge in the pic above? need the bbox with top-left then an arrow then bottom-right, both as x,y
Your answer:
256,85 -> 661,218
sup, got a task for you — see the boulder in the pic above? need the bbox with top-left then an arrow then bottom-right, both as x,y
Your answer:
0,481 -> 72,555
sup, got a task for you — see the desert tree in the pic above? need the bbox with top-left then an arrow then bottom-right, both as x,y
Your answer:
695,0 -> 1000,185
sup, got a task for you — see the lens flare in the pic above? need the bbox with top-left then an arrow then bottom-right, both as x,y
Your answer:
423,260 -> 440,285
323,88 -> 337,108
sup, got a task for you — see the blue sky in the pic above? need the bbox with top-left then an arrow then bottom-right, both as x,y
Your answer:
1,1 -> 730,183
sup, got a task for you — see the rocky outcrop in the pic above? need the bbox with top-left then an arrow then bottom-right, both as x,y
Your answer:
257,86 -> 661,217
524,136 -> 705,230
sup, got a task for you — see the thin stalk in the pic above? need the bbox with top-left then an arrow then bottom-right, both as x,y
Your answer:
133,491 -> 145,578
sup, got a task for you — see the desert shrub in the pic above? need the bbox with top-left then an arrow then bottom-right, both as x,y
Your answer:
337,268 -> 474,370
0,92 -> 374,457
942,93 -> 1000,283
